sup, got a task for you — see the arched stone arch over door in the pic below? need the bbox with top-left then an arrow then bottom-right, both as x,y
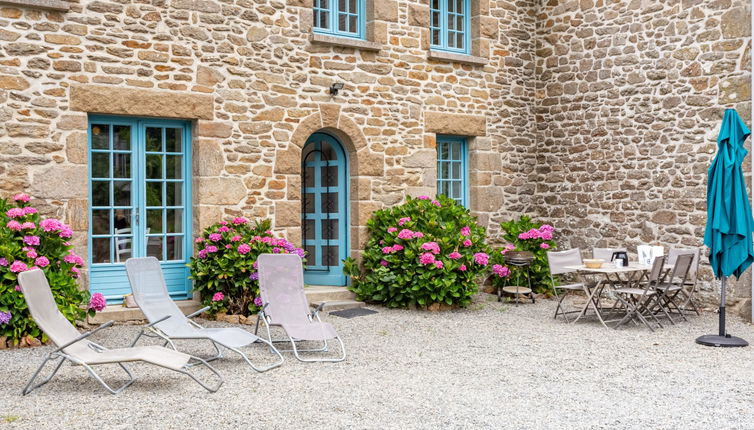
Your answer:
274,105 -> 385,275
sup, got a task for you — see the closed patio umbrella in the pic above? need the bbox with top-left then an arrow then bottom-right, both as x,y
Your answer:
698,108 -> 752,347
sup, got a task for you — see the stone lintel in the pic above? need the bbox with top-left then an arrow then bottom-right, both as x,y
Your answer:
310,33 -> 382,51
70,85 -> 214,120
424,111 -> 487,136
0,0 -> 69,11
427,50 -> 488,66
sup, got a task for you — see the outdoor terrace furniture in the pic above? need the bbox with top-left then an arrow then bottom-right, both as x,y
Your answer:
125,257 -> 284,373
653,253 -> 695,325
256,253 -> 346,362
667,248 -> 701,315
592,247 -> 628,262
18,269 -> 223,395
613,256 -> 666,332
546,248 -> 586,323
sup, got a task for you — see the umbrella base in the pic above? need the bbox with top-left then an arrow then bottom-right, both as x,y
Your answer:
695,334 -> 749,348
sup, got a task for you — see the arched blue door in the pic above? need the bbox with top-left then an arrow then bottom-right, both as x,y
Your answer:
302,133 -> 348,285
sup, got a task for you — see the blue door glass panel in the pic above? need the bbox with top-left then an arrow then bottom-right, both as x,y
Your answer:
88,116 -> 192,303
302,133 -> 348,286
436,136 -> 467,206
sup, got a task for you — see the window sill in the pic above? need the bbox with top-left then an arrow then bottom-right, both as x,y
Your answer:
0,0 -> 69,11
428,50 -> 488,66
310,33 -> 382,51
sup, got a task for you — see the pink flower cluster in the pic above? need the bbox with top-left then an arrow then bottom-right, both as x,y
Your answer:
419,252 -> 436,265
518,224 -> 554,241
232,217 -> 248,225
492,264 -> 510,278
381,244 -> 404,254
212,292 -> 225,302
448,251 -> 462,260
13,193 -> 30,203
237,244 -> 251,254
387,227 -> 398,233
9,261 -> 28,273
473,252 -> 489,266
500,244 -> 516,255
398,217 -> 411,226
420,241 -> 440,255
209,233 -> 222,241
64,252 -> 85,266
23,236 -> 40,246
460,226 -> 471,237
89,293 -> 107,311
397,229 -> 415,240
416,195 -> 430,200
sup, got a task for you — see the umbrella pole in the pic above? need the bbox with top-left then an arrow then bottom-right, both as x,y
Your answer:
696,276 -> 749,347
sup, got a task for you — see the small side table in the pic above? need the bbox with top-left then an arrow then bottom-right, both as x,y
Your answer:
498,251 -> 536,305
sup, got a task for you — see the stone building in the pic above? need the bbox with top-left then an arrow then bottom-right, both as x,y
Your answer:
0,0 -> 750,314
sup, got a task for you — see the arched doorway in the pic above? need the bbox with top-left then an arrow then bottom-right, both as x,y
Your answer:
302,132 -> 349,285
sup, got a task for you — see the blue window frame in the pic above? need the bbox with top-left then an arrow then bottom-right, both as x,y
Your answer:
88,116 -> 193,303
313,0 -> 365,39
430,0 -> 471,54
437,136 -> 468,206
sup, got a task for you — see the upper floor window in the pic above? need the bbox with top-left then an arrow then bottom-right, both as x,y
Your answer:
430,0 -> 470,54
314,0 -> 365,40
436,136 -> 467,206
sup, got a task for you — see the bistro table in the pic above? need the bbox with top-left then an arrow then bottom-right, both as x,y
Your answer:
564,263 -> 652,328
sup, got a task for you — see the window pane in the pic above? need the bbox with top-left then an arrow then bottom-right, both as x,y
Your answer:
92,238 -> 111,263
349,15 -> 357,33
304,193 -> 315,213
304,167 -> 315,187
321,192 -> 338,213
113,181 -> 131,206
304,219 -> 315,240
318,10 -> 330,29
321,166 -> 338,187
452,181 -> 461,199
165,128 -> 182,152
323,245 -> 339,266
146,154 -> 162,179
451,142 -> 461,159
113,125 -> 131,150
147,209 -> 163,233
166,209 -> 183,233
167,236 -> 183,261
165,155 -> 182,180
166,182 -> 183,207
430,0 -> 439,11
456,14 -> 464,32
114,209 -> 132,230
112,153 -> 131,178
432,28 -> 440,46
452,162 -> 461,179
91,124 -> 109,149
448,17 -> 456,31
91,181 -> 110,206
440,161 -> 449,179
146,127 -> 162,152
338,0 -> 347,12
305,246 -> 317,265
439,143 -> 449,160
92,210 -> 110,235
147,236 -> 163,260
91,153 -> 109,178
146,182 -> 163,207
441,180 -> 451,197
322,219 -> 338,240
456,32 -> 464,50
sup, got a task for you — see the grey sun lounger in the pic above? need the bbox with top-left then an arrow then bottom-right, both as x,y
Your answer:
18,269 -> 223,395
125,257 -> 284,372
256,253 -> 346,362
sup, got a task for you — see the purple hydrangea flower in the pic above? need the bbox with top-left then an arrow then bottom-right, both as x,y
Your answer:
254,296 -> 263,306
88,293 -> 107,311
249,271 -> 259,281
0,311 -> 10,325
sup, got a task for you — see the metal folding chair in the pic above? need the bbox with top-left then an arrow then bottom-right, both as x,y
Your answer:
256,253 -> 346,362
18,269 -> 223,395
613,256 -> 666,332
592,247 -> 628,261
125,257 -> 284,373
653,253 -> 694,324
546,248 -> 586,323
667,248 -> 701,315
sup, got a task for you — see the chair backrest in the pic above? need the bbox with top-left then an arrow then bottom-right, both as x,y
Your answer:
115,228 -> 132,262
125,257 -> 192,335
593,247 -> 627,261
257,254 -> 311,325
667,248 -> 700,279
648,255 -> 666,283
18,269 -> 93,357
668,253 -> 694,286
547,248 -> 583,275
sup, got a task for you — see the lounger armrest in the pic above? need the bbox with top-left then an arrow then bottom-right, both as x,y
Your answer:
145,314 -> 172,328
186,306 -> 210,319
311,302 -> 325,317
54,320 -> 114,353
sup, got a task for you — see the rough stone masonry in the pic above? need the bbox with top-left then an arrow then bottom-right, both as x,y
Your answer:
0,0 -> 751,316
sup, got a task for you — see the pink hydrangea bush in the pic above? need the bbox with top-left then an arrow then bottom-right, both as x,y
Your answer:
344,195 -> 491,309
188,218 -> 306,317
0,194 -> 92,346
489,216 -> 558,295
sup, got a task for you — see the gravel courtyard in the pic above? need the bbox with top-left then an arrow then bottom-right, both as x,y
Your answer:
1,296 -> 753,430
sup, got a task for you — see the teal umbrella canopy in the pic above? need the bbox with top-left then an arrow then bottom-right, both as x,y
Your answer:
704,109 -> 754,279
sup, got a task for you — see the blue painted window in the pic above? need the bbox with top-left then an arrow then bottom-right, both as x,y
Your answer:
88,117 -> 193,303
436,136 -> 467,206
430,0 -> 470,54
313,0 -> 365,39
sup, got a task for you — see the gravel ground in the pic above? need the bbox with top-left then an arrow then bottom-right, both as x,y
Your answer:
1,295 -> 754,430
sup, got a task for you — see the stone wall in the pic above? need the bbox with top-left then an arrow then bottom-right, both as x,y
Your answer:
534,0 -> 753,315
0,0 -> 538,282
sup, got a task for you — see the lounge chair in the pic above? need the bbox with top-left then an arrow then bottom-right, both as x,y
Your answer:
125,257 -> 284,372
18,269 -> 223,395
256,253 -> 346,362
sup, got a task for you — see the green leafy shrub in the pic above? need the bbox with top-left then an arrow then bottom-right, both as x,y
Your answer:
0,194 -> 93,346
188,218 -> 306,316
344,195 -> 491,309
489,215 -> 557,294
